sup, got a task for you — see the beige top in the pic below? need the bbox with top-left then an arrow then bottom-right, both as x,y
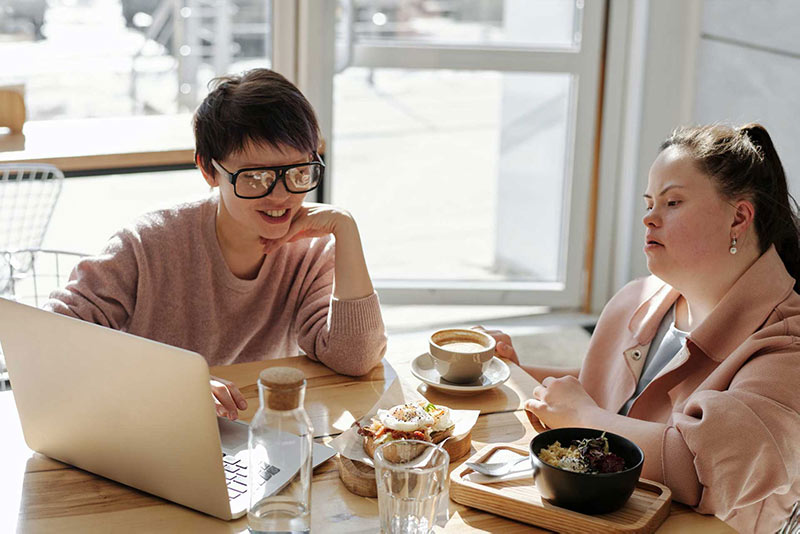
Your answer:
44,196 -> 387,376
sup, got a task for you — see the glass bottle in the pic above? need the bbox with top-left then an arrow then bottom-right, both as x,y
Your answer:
248,367 -> 313,533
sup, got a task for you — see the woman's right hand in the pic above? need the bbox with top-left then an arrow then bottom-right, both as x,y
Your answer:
472,326 -> 520,366
210,375 -> 248,421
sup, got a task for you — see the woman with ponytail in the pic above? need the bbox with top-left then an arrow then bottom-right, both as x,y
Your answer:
479,123 -> 800,532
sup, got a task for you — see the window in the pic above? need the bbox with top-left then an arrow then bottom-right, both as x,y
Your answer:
1,0 -> 273,120
303,0 -> 606,306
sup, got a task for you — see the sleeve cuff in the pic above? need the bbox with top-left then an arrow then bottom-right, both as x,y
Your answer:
329,291 -> 385,334
662,426 -> 702,506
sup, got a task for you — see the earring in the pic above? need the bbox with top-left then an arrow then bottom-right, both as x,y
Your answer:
730,236 -> 738,255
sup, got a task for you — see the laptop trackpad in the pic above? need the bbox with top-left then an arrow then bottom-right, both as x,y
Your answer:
217,417 -> 337,469
218,417 -> 249,456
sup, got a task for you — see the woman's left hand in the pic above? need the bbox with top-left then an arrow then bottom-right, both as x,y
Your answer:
261,201 -> 374,300
525,376 -> 600,429
261,202 -> 350,254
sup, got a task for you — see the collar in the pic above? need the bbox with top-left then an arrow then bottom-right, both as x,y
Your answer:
627,278 -> 680,345
626,245 -> 795,361
690,245 -> 795,361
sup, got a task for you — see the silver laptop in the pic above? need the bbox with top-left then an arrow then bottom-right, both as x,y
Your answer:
0,297 -> 335,520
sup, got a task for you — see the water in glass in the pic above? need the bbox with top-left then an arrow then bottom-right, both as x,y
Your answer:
374,440 -> 449,534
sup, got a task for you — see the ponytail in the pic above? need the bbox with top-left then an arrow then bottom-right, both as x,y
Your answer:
740,124 -> 800,291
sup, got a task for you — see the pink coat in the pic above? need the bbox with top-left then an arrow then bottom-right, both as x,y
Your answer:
579,245 -> 800,533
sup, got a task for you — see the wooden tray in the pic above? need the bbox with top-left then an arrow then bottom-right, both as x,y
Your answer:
450,444 -> 672,534
339,430 -> 473,497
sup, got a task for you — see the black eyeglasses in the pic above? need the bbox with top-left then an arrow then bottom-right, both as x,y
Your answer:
211,153 -> 325,199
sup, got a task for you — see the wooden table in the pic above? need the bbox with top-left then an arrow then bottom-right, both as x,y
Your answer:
0,114 -> 196,176
0,345 -> 734,533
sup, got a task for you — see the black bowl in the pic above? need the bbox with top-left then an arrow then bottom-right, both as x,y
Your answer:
529,427 -> 644,515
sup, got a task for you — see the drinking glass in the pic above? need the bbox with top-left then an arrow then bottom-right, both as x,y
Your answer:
374,440 -> 449,534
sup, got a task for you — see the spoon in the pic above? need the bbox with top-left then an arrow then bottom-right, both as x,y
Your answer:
465,455 -> 530,476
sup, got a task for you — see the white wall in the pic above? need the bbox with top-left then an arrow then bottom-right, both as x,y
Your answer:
693,0 -> 800,199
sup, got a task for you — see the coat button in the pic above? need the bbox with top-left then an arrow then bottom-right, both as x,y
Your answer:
631,350 -> 642,360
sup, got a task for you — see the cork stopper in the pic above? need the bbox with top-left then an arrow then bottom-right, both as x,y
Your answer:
259,367 -> 306,410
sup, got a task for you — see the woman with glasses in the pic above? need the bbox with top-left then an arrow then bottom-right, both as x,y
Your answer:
479,124 -> 800,533
45,69 -> 387,421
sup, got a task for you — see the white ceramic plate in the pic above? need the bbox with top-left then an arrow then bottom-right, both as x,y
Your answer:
411,353 -> 510,394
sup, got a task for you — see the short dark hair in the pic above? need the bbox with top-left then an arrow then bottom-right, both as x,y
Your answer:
661,123 -> 800,290
193,68 -> 320,173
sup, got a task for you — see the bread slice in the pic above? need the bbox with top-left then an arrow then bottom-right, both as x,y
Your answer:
431,427 -> 453,444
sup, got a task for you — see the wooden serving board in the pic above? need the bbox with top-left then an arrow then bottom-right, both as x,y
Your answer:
450,444 -> 672,534
338,430 -> 472,497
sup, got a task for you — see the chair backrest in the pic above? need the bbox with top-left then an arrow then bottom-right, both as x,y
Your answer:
0,248 -> 86,306
0,164 -> 64,253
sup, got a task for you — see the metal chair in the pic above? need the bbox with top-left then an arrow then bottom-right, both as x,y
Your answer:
0,248 -> 85,306
0,163 -> 65,300
0,163 -> 76,388
0,248 -> 87,391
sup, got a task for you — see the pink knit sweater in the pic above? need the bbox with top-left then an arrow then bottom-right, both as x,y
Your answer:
44,196 -> 387,375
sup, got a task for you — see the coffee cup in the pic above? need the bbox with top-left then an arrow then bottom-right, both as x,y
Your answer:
428,328 -> 496,384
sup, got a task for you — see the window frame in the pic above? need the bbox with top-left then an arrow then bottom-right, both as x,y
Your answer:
285,0 -> 608,308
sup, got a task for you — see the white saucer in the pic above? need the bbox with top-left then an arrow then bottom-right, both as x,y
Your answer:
411,353 -> 510,394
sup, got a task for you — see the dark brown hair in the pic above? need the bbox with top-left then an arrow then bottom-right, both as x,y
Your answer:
661,123 -> 800,290
193,69 -> 320,173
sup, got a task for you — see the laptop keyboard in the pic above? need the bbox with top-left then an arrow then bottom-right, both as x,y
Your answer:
222,454 -> 281,501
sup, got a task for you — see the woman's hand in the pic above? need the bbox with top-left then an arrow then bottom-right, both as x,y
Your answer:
472,326 -> 520,366
525,375 -> 600,429
210,375 -> 248,421
260,202 -> 350,255
261,202 -> 374,300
